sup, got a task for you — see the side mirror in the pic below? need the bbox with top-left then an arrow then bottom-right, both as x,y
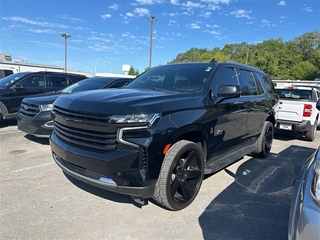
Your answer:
218,85 -> 242,98
316,98 -> 320,111
13,84 -> 25,89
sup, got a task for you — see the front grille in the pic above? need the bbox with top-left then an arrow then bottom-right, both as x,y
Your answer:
53,106 -> 118,152
19,102 -> 40,117
54,105 -> 110,123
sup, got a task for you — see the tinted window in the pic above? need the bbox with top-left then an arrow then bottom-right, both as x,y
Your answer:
213,67 -> 239,96
19,75 -> 45,88
239,69 -> 257,96
48,76 -> 69,87
257,73 -> 276,95
0,72 -> 32,88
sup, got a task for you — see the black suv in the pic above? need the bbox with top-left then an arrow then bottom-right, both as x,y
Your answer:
16,77 -> 133,138
0,71 -> 87,121
50,60 -> 278,211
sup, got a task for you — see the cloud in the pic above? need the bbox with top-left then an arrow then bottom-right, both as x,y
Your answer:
125,12 -> 135,17
303,7 -> 313,13
109,4 -> 118,10
134,0 -> 163,4
201,0 -> 231,4
186,23 -> 201,29
203,29 -> 220,35
56,14 -> 84,22
181,1 -> 205,10
101,14 -> 112,19
230,9 -> 251,19
278,1 -> 286,6
170,0 -> 179,5
200,11 -> 212,18
133,8 -> 150,16
2,16 -> 86,30
28,29 -> 55,34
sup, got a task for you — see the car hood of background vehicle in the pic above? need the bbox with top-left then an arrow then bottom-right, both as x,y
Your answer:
23,94 -> 61,105
53,88 -> 199,114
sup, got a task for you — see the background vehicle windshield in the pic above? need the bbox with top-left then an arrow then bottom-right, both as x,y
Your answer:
126,64 -> 214,92
60,79 -> 107,94
0,72 -> 32,88
276,89 -> 313,100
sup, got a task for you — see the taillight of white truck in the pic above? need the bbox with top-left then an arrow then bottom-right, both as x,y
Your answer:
303,104 -> 312,117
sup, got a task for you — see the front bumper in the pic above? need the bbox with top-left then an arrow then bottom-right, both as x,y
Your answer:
50,131 -> 156,199
275,120 -> 312,133
288,148 -> 320,240
16,111 -> 53,138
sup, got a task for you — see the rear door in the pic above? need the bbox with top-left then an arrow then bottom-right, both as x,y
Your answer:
237,68 -> 267,143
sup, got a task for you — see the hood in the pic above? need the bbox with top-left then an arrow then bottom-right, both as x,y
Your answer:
53,88 -> 199,114
23,93 -> 61,105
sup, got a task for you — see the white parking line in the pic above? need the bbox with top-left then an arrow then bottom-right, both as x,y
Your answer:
11,162 -> 53,173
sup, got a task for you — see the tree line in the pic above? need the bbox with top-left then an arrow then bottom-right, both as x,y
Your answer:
129,30 -> 320,80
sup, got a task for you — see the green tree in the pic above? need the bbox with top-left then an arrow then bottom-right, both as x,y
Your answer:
128,66 -> 140,76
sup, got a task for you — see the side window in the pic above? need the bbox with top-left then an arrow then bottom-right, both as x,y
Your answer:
213,67 -> 239,96
48,76 -> 69,88
19,75 -> 45,88
257,73 -> 276,95
239,69 -> 257,96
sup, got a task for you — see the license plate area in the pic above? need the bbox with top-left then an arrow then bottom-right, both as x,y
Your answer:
279,123 -> 292,130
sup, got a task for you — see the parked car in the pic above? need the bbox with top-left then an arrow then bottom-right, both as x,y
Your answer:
0,71 -> 87,122
288,99 -> 320,239
274,86 -> 320,141
16,77 -> 132,138
0,68 -> 16,79
50,59 -> 278,211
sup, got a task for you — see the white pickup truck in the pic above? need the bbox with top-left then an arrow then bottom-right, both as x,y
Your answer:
274,86 -> 320,141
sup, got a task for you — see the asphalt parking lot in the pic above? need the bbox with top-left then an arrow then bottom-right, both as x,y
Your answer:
1,119 -> 319,240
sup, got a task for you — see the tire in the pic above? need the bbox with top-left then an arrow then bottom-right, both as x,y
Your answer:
305,121 -> 317,141
153,140 -> 204,211
251,121 -> 274,158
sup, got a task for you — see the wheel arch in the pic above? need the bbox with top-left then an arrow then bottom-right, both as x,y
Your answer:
164,124 -> 208,161
0,101 -> 9,120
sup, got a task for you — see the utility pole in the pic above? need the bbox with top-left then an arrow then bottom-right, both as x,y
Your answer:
60,33 -> 71,72
145,15 -> 158,69
246,47 -> 249,65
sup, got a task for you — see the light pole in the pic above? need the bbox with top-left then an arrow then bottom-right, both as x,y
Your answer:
60,33 -> 71,72
145,15 -> 157,69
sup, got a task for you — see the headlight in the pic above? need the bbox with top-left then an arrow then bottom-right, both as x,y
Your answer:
311,158 -> 320,204
109,113 -> 160,126
40,104 -> 54,112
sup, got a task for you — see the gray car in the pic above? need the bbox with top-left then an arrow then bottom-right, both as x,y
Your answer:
288,143 -> 320,239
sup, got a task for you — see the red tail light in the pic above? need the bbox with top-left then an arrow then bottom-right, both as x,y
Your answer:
303,104 -> 312,117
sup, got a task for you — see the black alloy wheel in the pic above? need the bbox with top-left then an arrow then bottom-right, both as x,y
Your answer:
153,140 -> 204,211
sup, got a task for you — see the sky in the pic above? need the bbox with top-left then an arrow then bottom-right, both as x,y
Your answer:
1,0 -> 319,75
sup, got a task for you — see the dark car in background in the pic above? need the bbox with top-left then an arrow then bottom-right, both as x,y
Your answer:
0,71 -> 87,121
16,77 -> 132,137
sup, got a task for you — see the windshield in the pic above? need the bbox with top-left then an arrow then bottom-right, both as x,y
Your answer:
0,72 -> 32,88
59,79 -> 107,93
126,64 -> 214,92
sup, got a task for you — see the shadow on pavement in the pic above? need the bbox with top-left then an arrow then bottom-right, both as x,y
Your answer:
64,173 -> 140,207
0,119 -> 17,128
24,134 -> 50,145
198,144 -> 316,240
